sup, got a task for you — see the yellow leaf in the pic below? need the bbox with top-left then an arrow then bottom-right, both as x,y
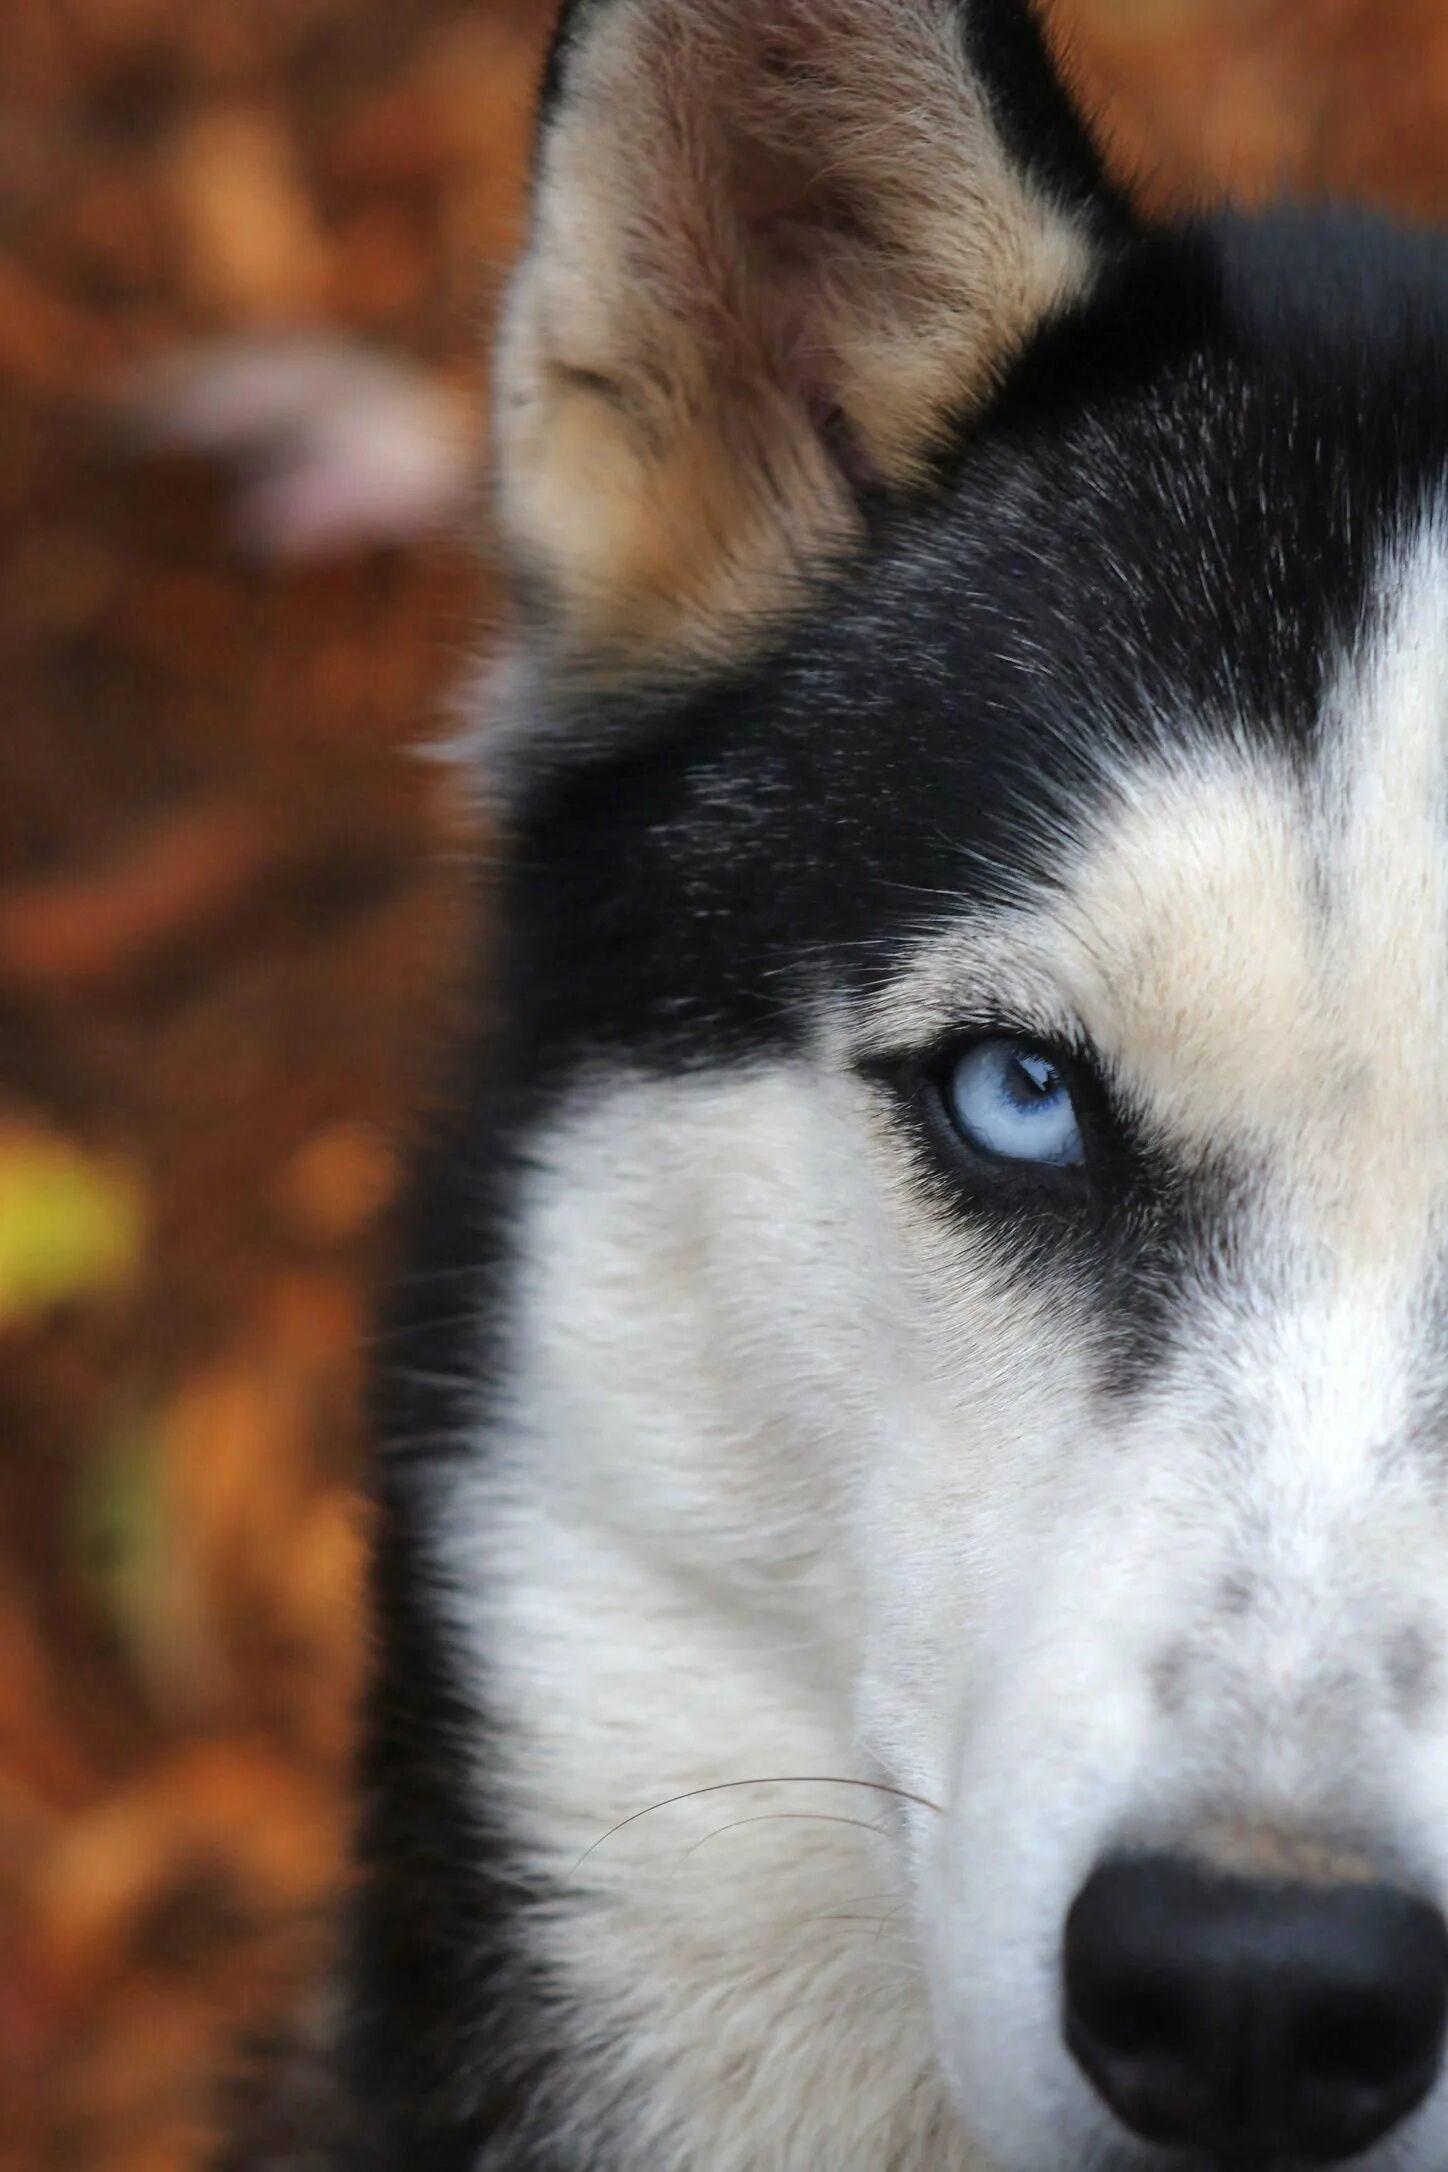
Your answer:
0,1130 -> 145,1323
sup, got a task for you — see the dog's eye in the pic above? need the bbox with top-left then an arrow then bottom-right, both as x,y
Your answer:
943,1038 -> 1084,1168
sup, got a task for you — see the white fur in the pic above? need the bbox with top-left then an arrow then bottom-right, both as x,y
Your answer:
434,519 -> 1448,2170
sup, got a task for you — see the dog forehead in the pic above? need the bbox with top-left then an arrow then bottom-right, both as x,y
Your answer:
1088,523 -> 1448,1100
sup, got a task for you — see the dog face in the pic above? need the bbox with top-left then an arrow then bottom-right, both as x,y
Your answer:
835,521 -> 1448,2170
426,4 -> 1448,2167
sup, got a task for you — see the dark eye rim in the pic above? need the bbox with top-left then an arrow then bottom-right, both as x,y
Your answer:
859,1026 -> 1113,1205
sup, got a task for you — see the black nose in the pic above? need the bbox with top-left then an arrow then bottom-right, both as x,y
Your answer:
1064,1854 -> 1448,2163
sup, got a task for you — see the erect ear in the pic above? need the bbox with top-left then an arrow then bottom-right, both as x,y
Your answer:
492,0 -> 1128,681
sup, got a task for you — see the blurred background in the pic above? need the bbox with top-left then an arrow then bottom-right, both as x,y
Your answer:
6,1 -> 1448,2165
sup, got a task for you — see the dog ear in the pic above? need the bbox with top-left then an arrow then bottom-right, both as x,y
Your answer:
493,0 -> 1127,682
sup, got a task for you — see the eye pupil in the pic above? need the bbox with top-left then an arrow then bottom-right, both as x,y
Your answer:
943,1036 -> 1086,1171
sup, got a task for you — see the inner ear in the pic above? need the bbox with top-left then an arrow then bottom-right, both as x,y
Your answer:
493,0 -> 1125,683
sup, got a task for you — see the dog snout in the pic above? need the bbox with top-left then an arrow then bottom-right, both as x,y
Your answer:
1062,1853 -> 1448,2163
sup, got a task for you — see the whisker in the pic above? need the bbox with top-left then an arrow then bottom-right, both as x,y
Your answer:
819,1886 -> 901,1914
802,1913 -> 894,1927
874,1899 -> 909,1951
684,1810 -> 890,1859
571,1774 -> 941,1878
852,1973 -> 926,2015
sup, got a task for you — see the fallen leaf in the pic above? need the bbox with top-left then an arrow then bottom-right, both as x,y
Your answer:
0,1132 -> 145,1324
278,1122 -> 398,1243
165,109 -> 327,317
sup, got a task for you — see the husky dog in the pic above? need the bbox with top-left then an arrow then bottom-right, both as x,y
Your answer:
320,0 -> 1448,2166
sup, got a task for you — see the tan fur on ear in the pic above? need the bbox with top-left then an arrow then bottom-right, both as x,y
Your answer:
493,0 -> 1097,677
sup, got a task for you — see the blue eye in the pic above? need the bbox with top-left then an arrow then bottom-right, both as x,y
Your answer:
943,1038 -> 1085,1168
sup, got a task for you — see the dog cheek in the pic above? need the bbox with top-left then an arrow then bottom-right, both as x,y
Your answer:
868,1427 -> 1245,2139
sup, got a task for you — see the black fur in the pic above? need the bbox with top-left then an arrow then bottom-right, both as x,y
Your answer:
344,966 -> 587,2169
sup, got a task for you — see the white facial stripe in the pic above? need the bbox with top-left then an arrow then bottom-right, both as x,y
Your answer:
1313,522 -> 1448,1241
